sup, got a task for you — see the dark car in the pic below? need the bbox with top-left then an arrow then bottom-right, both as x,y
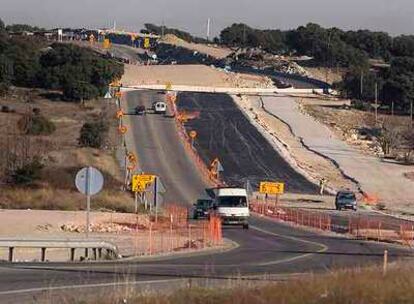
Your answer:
135,105 -> 146,115
335,191 -> 357,211
192,199 -> 212,219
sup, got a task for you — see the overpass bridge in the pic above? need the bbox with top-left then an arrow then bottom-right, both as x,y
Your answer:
121,84 -> 332,96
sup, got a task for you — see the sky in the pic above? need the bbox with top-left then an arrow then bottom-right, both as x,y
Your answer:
1,0 -> 414,37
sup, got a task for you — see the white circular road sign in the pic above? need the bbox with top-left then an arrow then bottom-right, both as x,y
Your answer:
75,167 -> 104,196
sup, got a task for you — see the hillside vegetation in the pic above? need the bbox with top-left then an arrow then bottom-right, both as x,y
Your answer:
220,23 -> 414,116
0,18 -> 124,101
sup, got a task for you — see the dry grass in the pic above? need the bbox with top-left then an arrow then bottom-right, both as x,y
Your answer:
0,88 -> 133,211
0,187 -> 134,212
62,264 -> 414,304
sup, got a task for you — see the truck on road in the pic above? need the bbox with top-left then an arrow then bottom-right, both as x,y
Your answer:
208,187 -> 250,229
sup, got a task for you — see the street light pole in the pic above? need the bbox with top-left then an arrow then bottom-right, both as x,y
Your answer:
375,82 -> 378,124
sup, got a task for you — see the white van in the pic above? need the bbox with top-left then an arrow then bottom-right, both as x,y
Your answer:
210,187 -> 250,229
153,101 -> 167,114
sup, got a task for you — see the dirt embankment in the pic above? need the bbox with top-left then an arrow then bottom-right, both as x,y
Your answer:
0,88 -> 133,211
234,96 -> 355,192
121,63 -> 270,88
161,34 -> 232,59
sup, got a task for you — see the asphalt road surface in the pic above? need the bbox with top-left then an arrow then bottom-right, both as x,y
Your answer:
124,90 -> 207,205
0,215 -> 412,303
178,92 -> 318,193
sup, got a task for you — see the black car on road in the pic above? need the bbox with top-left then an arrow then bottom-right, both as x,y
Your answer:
335,191 -> 357,211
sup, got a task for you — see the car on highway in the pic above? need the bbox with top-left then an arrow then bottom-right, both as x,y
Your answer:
192,198 -> 213,219
135,105 -> 146,115
152,101 -> 167,114
335,191 -> 357,211
209,187 -> 250,229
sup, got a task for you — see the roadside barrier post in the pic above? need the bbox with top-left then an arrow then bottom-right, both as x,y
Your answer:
149,222 -> 153,256
170,214 -> 173,252
383,250 -> 388,276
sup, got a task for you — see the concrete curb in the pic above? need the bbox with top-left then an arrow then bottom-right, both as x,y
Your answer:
118,238 -> 239,262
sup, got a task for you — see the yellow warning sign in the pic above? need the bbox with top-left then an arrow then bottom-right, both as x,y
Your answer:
165,82 -> 172,91
132,174 -> 156,193
103,38 -> 111,49
144,38 -> 150,49
259,182 -> 285,195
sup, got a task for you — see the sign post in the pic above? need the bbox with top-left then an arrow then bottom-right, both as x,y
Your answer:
75,167 -> 104,238
132,174 -> 156,211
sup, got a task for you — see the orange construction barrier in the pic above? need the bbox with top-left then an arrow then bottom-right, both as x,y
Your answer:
119,125 -> 127,134
116,110 -> 124,119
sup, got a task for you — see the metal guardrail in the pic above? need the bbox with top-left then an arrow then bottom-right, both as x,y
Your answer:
0,239 -> 119,262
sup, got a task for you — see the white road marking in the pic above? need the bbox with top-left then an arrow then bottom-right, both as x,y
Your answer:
0,278 -> 184,296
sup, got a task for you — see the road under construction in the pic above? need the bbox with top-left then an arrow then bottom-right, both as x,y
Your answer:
1,89 -> 414,303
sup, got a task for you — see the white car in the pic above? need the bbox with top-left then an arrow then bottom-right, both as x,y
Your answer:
152,101 -> 167,114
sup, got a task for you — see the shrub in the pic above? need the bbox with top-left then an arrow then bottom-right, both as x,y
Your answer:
78,120 -> 109,148
62,81 -> 100,102
17,112 -> 56,135
1,105 -> 12,113
11,158 -> 44,185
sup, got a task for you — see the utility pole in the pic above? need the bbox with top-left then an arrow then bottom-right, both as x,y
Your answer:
206,18 -> 211,42
243,24 -> 246,47
360,71 -> 364,99
161,20 -> 165,38
411,99 -> 413,128
375,82 -> 378,124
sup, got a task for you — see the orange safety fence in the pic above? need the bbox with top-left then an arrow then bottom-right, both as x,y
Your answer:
250,200 -> 414,247
136,207 -> 222,256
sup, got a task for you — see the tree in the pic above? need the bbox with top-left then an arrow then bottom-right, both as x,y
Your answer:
17,111 -> 56,135
11,158 -> 43,185
5,24 -> 45,32
382,57 -> 414,112
377,119 -> 404,156
341,30 -> 392,60
62,81 -> 99,102
392,35 -> 414,57
78,120 -> 108,148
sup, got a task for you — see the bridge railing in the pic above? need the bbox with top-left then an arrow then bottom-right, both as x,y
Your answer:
0,239 -> 119,262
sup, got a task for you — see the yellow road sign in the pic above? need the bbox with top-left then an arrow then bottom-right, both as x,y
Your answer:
165,82 -> 172,91
144,38 -> 150,49
132,174 -> 156,193
103,38 -> 111,49
259,182 -> 285,195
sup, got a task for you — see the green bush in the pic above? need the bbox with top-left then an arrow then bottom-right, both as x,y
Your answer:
78,120 -> 108,148
62,81 -> 100,102
17,112 -> 56,135
12,158 -> 44,185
